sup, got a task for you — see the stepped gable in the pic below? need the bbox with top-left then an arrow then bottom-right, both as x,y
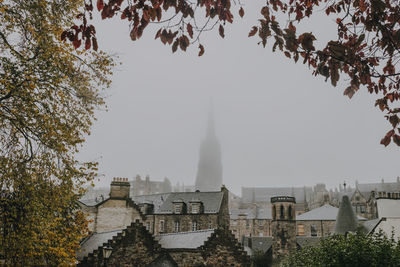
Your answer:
334,195 -> 359,234
79,221 -> 165,267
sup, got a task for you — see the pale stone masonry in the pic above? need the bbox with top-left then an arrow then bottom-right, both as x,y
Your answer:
78,178 -> 230,236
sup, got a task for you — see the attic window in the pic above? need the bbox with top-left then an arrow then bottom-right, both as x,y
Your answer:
192,204 -> 199,214
174,205 -> 180,213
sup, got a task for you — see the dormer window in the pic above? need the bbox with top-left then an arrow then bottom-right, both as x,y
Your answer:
172,199 -> 185,214
174,204 -> 181,214
189,199 -> 202,214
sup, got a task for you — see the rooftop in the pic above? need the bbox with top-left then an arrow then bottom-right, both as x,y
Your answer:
155,229 -> 215,249
297,204 -> 367,221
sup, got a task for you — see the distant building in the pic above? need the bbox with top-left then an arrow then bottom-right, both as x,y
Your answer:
195,105 -> 223,192
241,186 -> 313,214
77,179 -> 249,266
131,175 -> 172,196
79,222 -> 250,267
79,178 -> 230,236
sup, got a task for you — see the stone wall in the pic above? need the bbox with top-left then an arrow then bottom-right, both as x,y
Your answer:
230,218 -> 272,240
296,220 -> 335,237
96,199 -> 142,232
152,214 -> 219,235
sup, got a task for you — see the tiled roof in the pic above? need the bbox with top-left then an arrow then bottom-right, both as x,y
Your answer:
248,237 -> 273,253
132,193 -> 171,213
77,230 -> 122,260
157,191 -> 223,214
297,204 -> 367,221
358,182 -> 400,193
230,207 -> 272,220
362,218 -> 382,234
155,229 -> 215,249
296,236 -> 322,247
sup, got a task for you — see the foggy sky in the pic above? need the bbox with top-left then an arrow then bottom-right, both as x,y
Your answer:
77,1 -> 400,195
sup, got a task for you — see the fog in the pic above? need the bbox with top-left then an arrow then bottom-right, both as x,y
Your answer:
77,1 -> 400,195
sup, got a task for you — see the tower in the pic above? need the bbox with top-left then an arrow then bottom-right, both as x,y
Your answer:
195,105 -> 223,191
271,196 -> 296,263
334,195 -> 358,234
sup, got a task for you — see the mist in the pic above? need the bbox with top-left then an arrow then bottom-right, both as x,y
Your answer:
77,1 -> 400,195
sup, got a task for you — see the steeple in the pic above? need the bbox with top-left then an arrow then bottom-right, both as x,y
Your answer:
195,104 -> 223,192
334,195 -> 358,234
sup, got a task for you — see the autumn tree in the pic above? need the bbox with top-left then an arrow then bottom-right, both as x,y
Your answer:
67,0 -> 400,146
280,231 -> 400,267
0,0 -> 113,265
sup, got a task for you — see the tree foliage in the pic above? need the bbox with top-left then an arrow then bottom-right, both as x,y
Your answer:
0,0 -> 114,265
280,231 -> 400,267
67,0 -> 400,146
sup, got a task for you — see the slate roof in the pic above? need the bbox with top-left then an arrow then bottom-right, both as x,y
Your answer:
296,236 -> 322,247
244,237 -> 273,253
156,191 -> 224,214
241,187 -> 312,203
297,204 -> 367,221
155,229 -> 215,249
230,207 -> 272,220
358,182 -> 400,193
362,218 -> 382,233
132,193 -> 171,213
77,230 -> 122,260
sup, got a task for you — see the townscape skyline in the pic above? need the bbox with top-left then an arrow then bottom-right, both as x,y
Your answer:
77,1 -> 400,196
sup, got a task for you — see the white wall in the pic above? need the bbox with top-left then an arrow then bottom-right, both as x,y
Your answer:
377,199 -> 400,218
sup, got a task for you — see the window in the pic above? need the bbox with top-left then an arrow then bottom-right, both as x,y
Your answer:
246,220 -> 250,229
288,205 -> 293,220
360,205 -> 366,213
258,220 -> 263,226
272,205 -> 276,220
174,221 -> 180,232
192,221 -> 198,231
174,204 -> 181,214
146,222 -> 150,231
159,220 -> 164,232
280,205 -> 285,219
310,224 -> 317,236
192,204 -> 199,214
297,224 -> 305,236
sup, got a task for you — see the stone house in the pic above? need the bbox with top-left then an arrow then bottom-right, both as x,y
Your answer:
78,221 -> 250,267
229,206 -> 272,239
78,178 -> 230,235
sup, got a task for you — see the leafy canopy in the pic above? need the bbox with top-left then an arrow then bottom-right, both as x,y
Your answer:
280,231 -> 400,267
66,0 -> 400,147
0,0 -> 114,265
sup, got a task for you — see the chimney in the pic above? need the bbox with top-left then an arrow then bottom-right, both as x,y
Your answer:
110,177 -> 130,199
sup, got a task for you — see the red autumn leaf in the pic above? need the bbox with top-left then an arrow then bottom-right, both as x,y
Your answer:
85,38 -> 91,50
239,7 -> 244,18
380,130 -> 395,146
249,26 -> 258,37
198,44 -> 205,56
219,25 -> 225,38
393,135 -> 400,146
187,23 -> 193,39
343,86 -> 355,99
284,51 -> 291,58
97,0 -> 104,11
92,37 -> 98,51
73,39 -> 81,49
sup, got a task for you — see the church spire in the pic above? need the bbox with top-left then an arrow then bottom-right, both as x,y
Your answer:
195,104 -> 223,192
